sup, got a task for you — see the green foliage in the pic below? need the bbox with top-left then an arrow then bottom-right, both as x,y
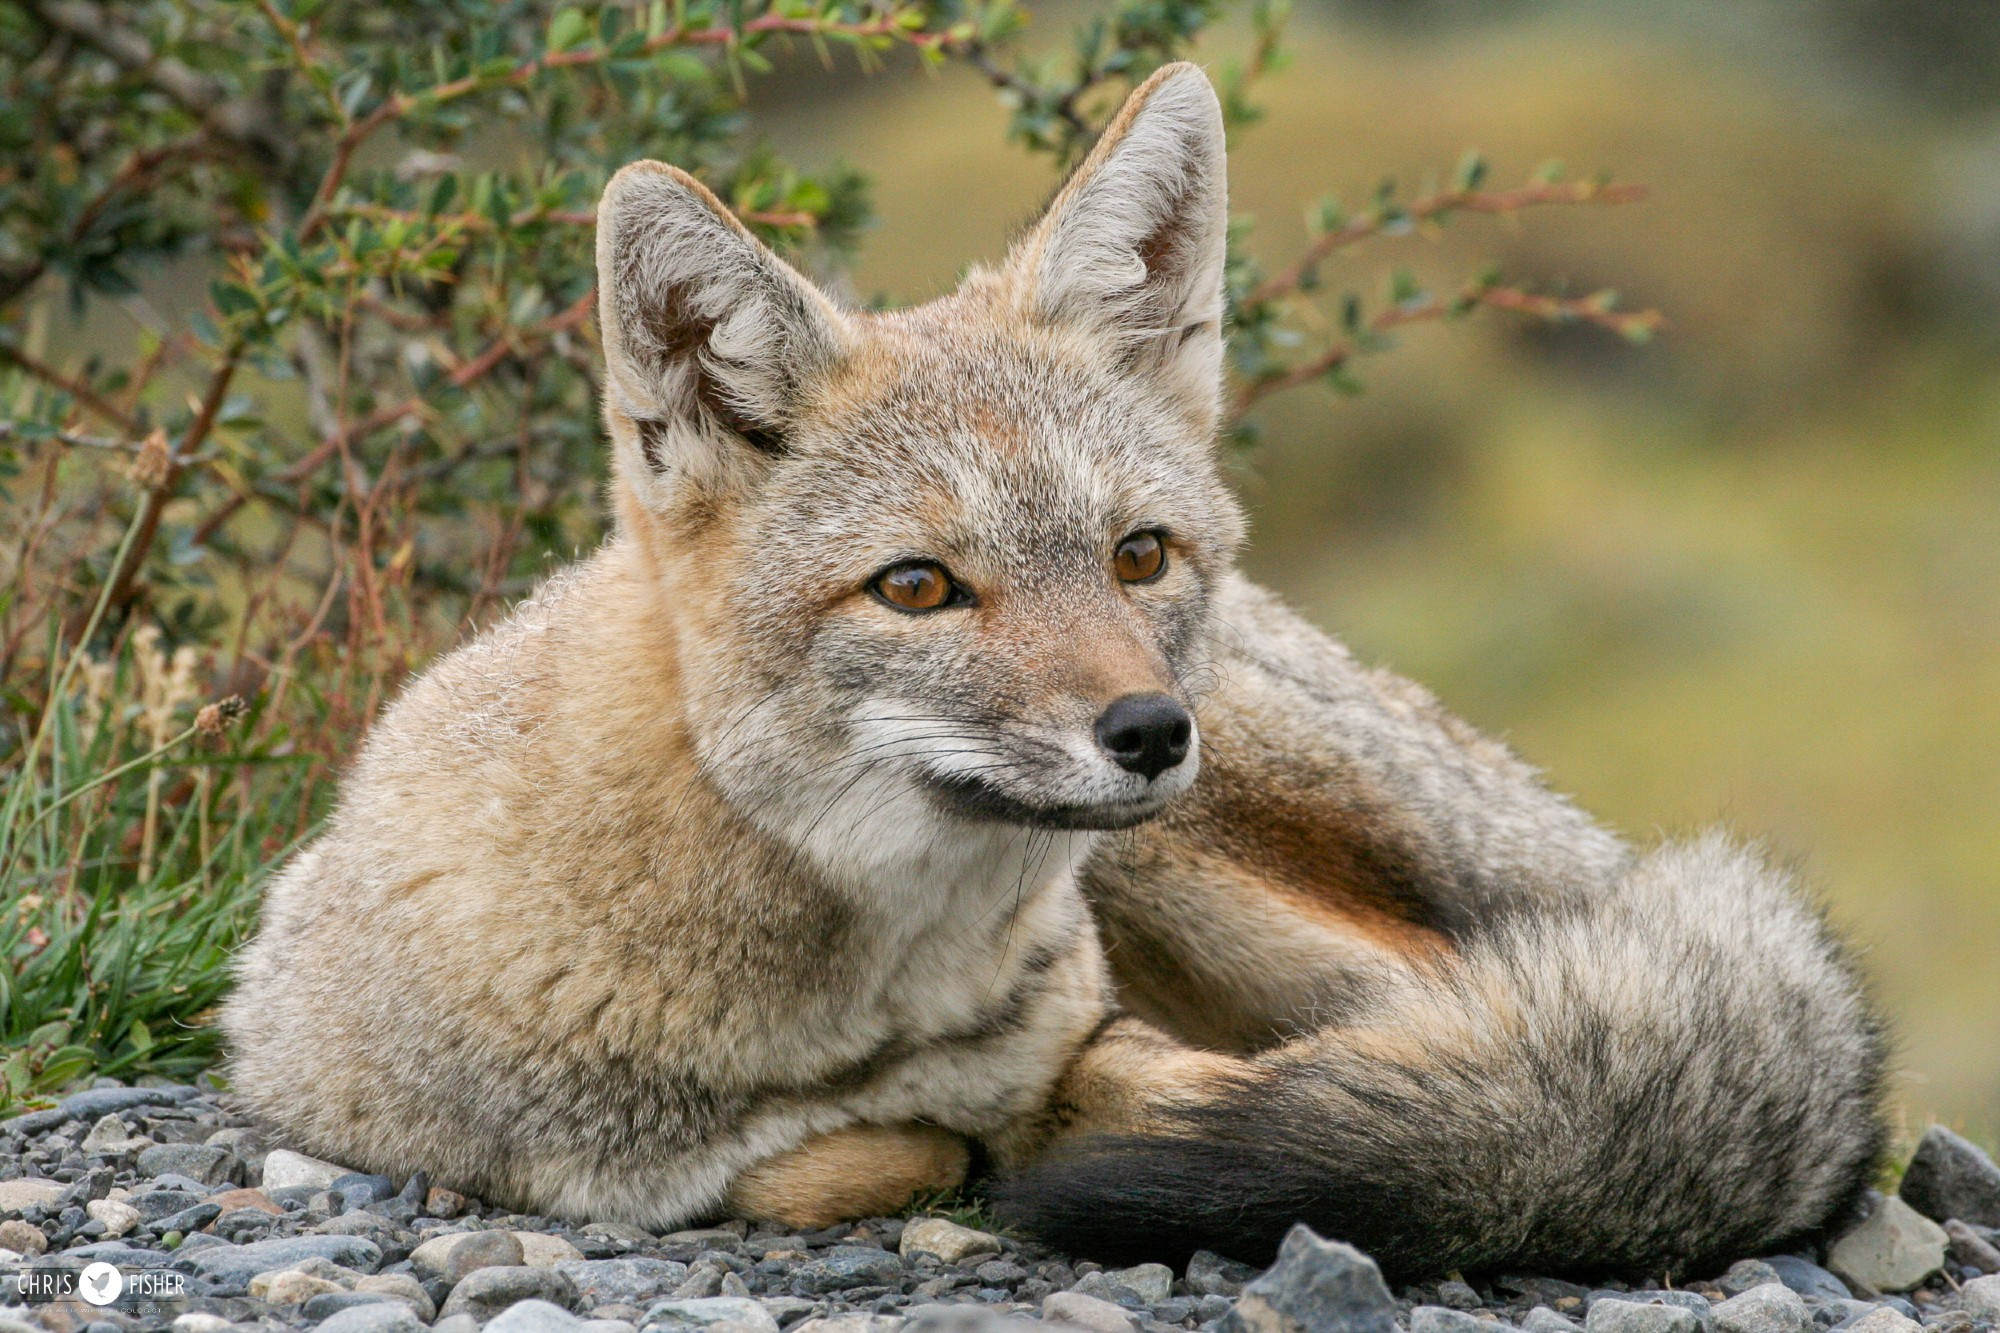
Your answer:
0,0 -> 1653,1105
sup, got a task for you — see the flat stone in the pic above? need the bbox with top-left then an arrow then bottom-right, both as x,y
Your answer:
315,1302 -> 428,1333
412,1228 -> 527,1282
1900,1127 -> 2000,1229
1412,1307 -> 1491,1333
518,1231 -> 588,1266
581,1322 -> 639,1333
249,1268 -> 346,1304
60,1086 -> 190,1121
1838,1310 -> 1920,1333
1187,1251 -> 1257,1299
136,1144 -> 237,1186
1762,1258 -> 1851,1303
154,1202 -> 222,1234
1827,1197 -> 1949,1293
440,1266 -> 579,1322
0,1219 -> 49,1255
1960,1275 -> 2000,1322
1044,1291 -> 1139,1333
1219,1224 -> 1397,1333
487,1300 -> 587,1333
1585,1300 -> 1703,1333
0,1179 -> 66,1214
790,1245 -> 904,1294
259,1149 -> 350,1192
641,1296 -> 779,1333
180,1233 -> 383,1284
557,1258 -> 692,1308
900,1218 -> 1003,1266
1713,1283 -> 1811,1333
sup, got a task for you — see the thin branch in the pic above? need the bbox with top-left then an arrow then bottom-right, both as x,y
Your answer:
0,343 -> 143,435
1245,180 -> 1649,309
1230,282 -> 1664,418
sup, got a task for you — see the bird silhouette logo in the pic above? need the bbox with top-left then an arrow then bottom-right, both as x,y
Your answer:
79,1262 -> 123,1306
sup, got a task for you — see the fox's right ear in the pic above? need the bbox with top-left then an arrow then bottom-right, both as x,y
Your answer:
595,162 -> 845,508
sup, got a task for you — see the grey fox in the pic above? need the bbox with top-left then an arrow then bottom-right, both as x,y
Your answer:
221,62 -> 1885,1278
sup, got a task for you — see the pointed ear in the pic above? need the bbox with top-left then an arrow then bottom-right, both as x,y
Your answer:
595,161 -> 845,506
1002,63 -> 1228,430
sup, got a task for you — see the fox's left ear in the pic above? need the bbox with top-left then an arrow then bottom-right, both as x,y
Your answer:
1002,63 -> 1228,431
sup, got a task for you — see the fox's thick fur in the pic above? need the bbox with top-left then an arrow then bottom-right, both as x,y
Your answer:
222,64 -> 1886,1279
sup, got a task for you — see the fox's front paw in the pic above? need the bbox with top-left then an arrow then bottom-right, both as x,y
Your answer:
727,1123 -> 970,1229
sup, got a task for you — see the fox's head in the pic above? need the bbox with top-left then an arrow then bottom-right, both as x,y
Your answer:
594,64 -> 1243,870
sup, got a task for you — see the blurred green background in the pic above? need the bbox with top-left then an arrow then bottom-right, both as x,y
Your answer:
768,0 -> 2000,1138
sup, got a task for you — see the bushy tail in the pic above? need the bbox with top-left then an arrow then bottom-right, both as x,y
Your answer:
993,835 -> 1888,1280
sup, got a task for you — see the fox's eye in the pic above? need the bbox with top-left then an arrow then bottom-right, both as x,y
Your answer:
871,561 -> 961,612
1114,531 -> 1167,584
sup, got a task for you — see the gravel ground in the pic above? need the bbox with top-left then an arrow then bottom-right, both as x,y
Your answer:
5,1082 -> 2000,1333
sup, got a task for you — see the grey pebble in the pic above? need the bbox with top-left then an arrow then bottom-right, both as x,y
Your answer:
1188,1251 -> 1256,1299
1436,1281 -> 1484,1312
1898,1127 -> 2000,1229
442,1265 -> 580,1322
791,1246 -> 904,1295
1045,1290 -> 1140,1333
1720,1264 -> 1787,1298
1219,1224 -> 1397,1333
1762,1260 -> 1852,1304
559,1257 -> 694,1307
138,1143 -> 239,1185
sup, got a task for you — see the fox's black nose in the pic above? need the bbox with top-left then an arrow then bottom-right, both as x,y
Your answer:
1094,693 -> 1192,781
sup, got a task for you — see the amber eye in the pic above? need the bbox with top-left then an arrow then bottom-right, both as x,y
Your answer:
871,561 -> 960,612
1114,531 -> 1167,583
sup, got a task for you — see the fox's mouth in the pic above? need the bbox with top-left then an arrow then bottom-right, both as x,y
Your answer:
921,772 -> 1179,830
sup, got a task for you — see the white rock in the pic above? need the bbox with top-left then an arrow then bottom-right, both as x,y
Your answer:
899,1217 -> 1003,1265
1584,1299 -> 1702,1333
1106,1264 -> 1173,1305
85,1198 -> 141,1239
515,1230 -> 586,1266
1961,1275 -> 2000,1322
1713,1284 -> 1811,1333
1827,1196 -> 1949,1292
260,1148 -> 351,1192
0,1180 -> 65,1214
1044,1291 -> 1139,1333
82,1114 -> 148,1156
172,1311 -> 233,1333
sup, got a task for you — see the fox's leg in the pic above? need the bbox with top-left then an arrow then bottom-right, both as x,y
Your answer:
1083,573 -> 1633,1050
725,1123 -> 971,1229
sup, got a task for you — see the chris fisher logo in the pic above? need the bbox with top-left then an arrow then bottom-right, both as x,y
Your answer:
11,1263 -> 186,1310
